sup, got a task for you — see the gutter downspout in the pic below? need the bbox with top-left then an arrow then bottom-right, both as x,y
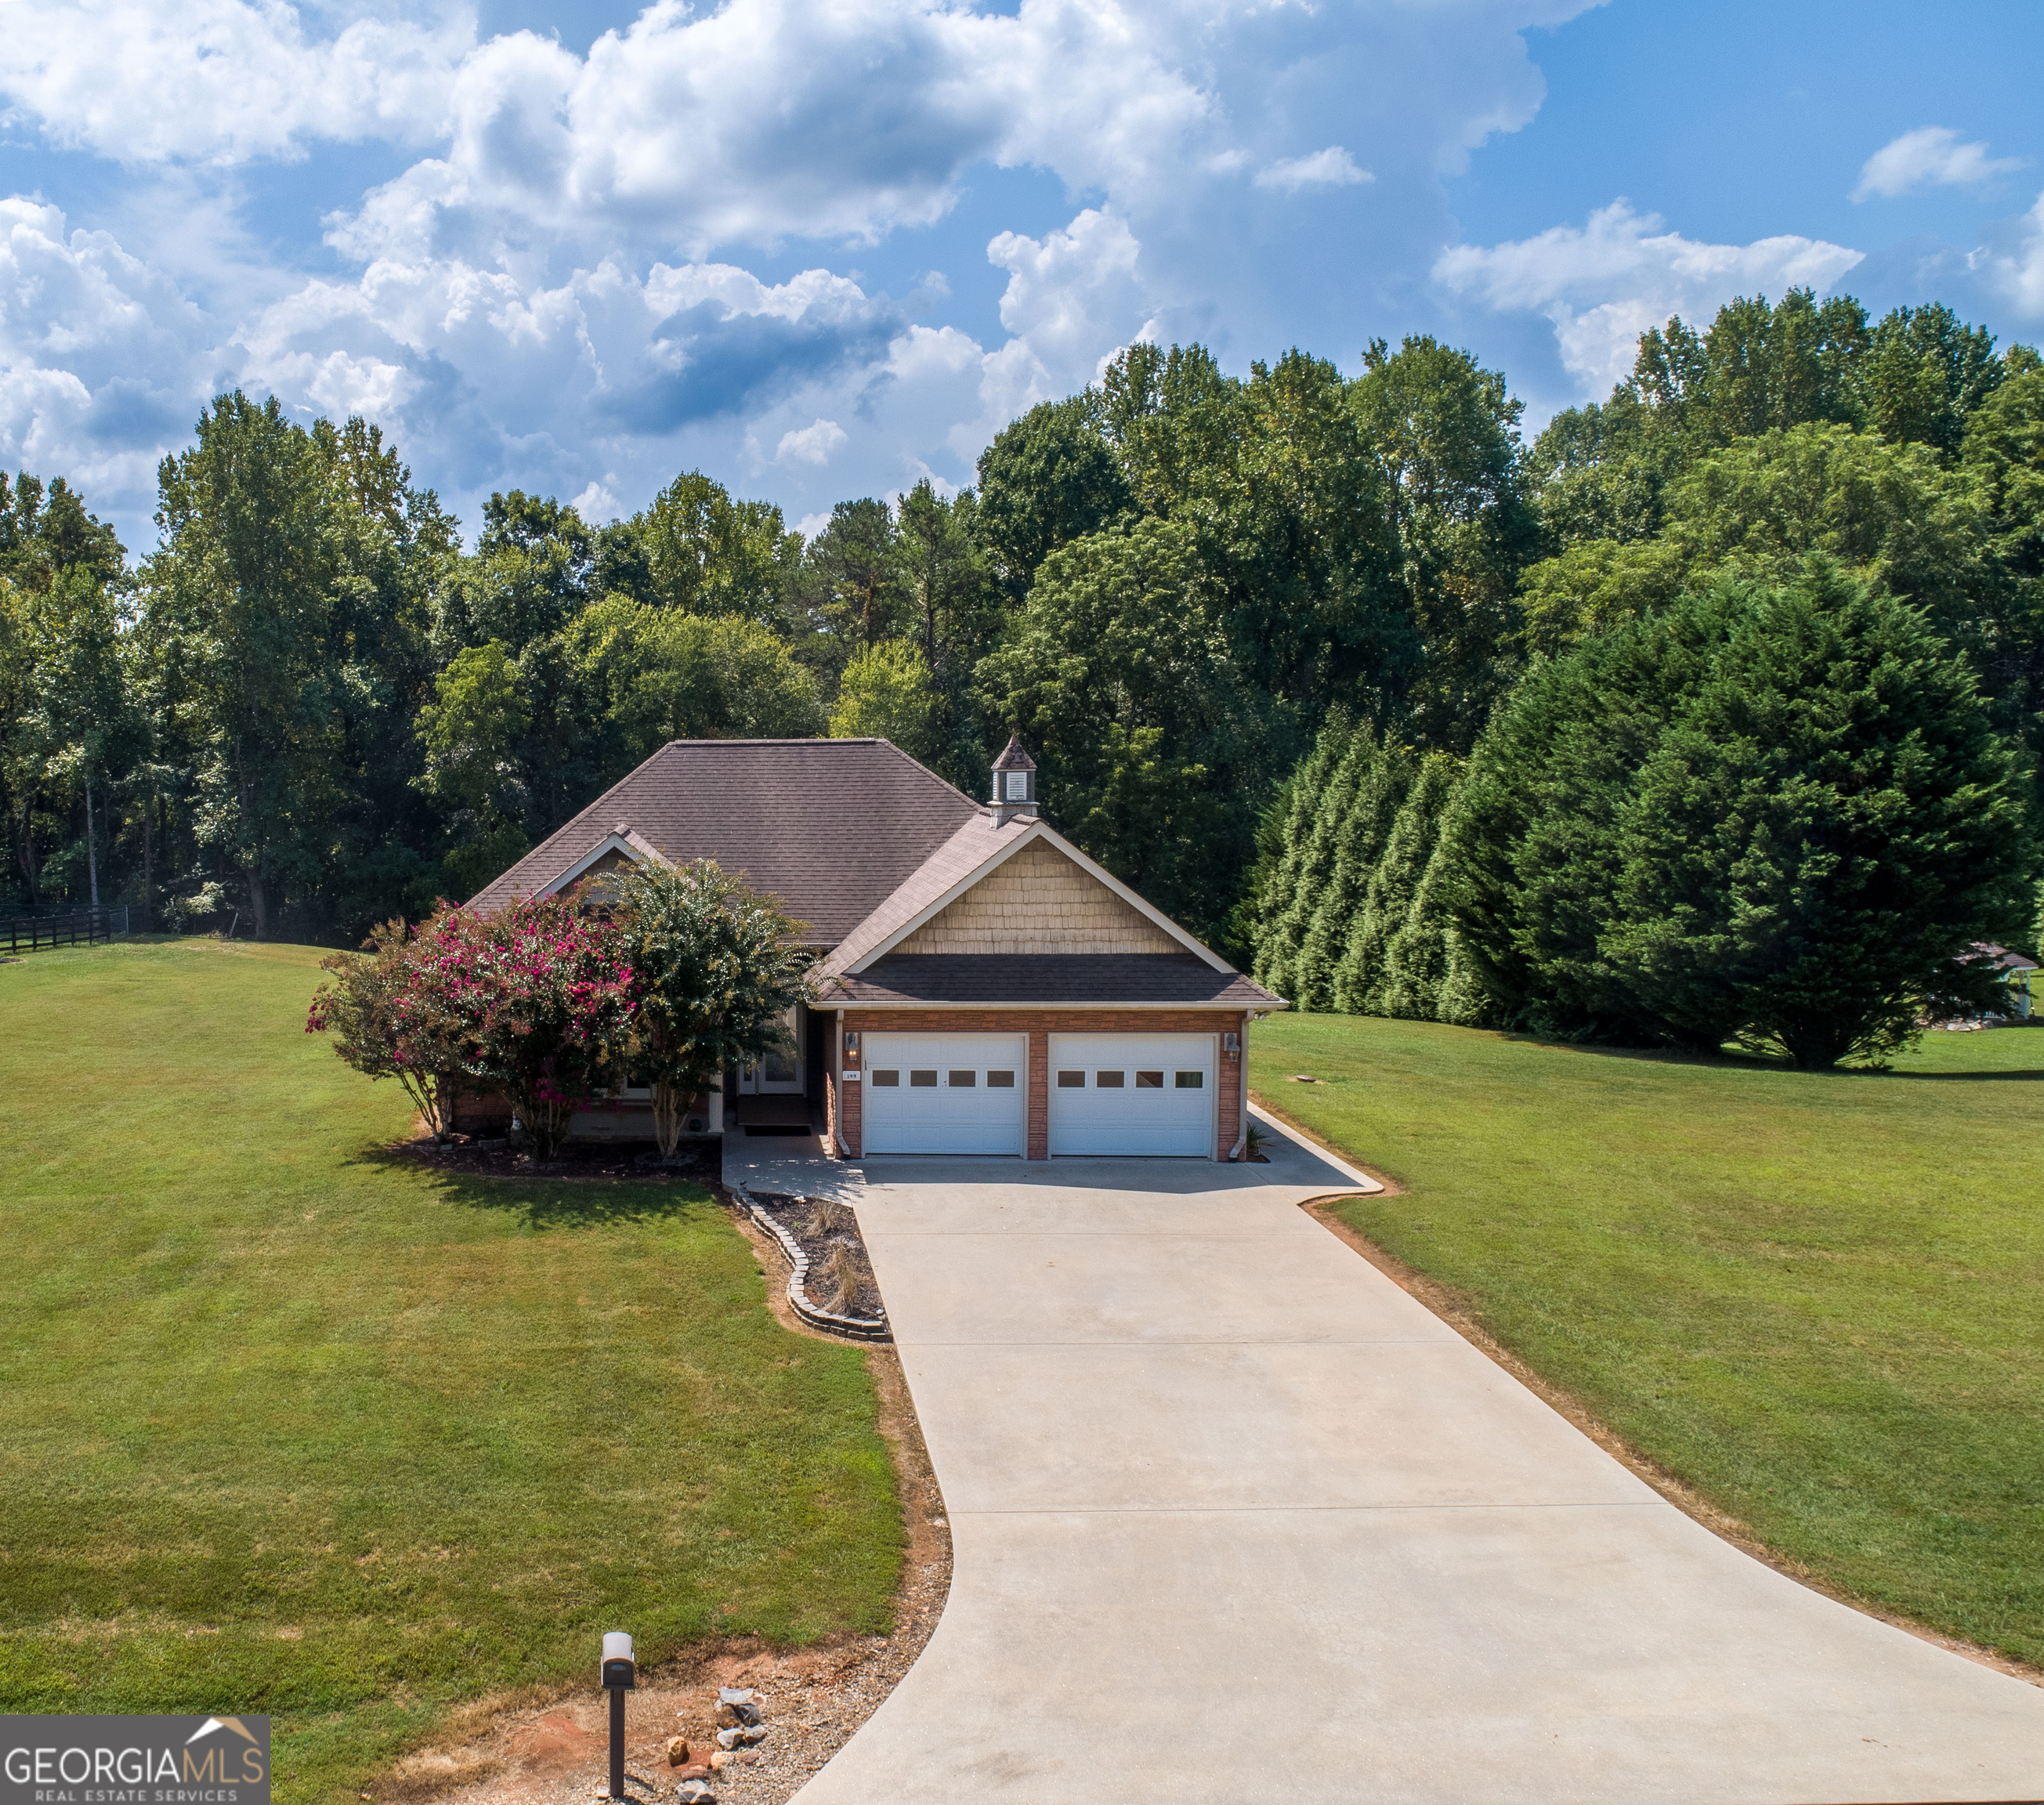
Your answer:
1228,1012 -> 1253,1161
832,1007 -> 852,1158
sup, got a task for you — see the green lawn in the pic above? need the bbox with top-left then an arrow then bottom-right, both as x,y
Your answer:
0,939 -> 899,1803
1251,1014 -> 2044,1668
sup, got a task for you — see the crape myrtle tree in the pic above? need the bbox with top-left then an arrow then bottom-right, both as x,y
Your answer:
611,859 -> 812,1159
1446,560 -> 2035,1065
315,894 -> 639,1159
306,917 -> 471,1141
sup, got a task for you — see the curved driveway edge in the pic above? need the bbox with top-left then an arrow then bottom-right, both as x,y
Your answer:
725,1127 -> 2044,1804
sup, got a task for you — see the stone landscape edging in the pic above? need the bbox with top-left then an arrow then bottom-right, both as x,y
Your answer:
729,1183 -> 892,1342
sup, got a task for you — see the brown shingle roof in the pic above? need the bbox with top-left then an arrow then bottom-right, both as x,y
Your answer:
465,740 -> 979,945
815,811 -> 1033,978
818,954 -> 1282,1008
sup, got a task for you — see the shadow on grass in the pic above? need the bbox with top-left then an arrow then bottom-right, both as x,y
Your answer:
349,1146 -> 721,1229
1488,1032 -> 2044,1083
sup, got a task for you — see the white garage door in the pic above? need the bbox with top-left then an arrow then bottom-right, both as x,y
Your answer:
1047,1033 -> 1216,1157
863,1033 -> 1028,1155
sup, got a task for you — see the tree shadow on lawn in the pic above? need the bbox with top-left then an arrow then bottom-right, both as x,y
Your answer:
347,1145 -> 720,1230
1490,1033 -> 2044,1083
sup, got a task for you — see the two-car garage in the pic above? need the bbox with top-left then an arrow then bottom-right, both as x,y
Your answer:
859,1031 -> 1217,1157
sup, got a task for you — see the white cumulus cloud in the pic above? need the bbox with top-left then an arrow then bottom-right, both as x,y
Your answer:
1254,147 -> 1372,193
775,418 -> 848,465
0,197 -> 220,530
1978,190 -> 2044,320
1434,200 -> 1865,396
0,0 -> 466,165
980,209 -> 1149,421
1853,126 -> 2023,202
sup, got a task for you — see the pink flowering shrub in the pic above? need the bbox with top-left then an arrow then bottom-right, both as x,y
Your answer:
311,892 -> 638,1159
308,917 -> 467,1141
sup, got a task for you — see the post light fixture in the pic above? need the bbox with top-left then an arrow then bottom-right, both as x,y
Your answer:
601,1630 -> 635,1800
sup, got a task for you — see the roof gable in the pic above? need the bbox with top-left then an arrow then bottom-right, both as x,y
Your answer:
895,837 -> 1181,957
820,815 -> 1232,978
466,740 -> 979,944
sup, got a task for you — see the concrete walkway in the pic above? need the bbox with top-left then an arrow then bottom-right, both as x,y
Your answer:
725,1123 -> 2044,1803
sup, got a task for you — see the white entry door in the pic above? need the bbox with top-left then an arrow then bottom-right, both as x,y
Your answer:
863,1033 -> 1027,1155
1048,1033 -> 1216,1157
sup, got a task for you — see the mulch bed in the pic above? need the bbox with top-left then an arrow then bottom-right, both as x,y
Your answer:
394,1134 -> 718,1184
747,1192 -> 885,1322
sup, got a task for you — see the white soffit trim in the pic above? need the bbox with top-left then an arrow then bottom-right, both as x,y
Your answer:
846,818 -> 1233,974
538,827 -> 669,898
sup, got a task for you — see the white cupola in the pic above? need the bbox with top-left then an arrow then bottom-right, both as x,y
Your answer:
991,734 -> 1039,826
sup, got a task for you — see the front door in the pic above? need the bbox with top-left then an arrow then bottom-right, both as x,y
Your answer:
738,1006 -> 805,1094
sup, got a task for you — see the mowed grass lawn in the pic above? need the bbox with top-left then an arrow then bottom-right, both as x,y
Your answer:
1251,1014 -> 2044,1668
0,940 -> 899,1802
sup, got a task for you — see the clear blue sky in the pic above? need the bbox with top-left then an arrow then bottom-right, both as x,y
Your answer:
2,0 -> 2038,552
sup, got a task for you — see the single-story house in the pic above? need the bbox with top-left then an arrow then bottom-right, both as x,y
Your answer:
465,735 -> 1286,1159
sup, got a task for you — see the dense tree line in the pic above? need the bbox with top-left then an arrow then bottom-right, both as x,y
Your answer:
5,287 -> 2042,1059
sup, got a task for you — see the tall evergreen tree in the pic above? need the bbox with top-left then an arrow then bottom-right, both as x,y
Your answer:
1447,562 -> 2033,1063
1332,752 -> 1456,1015
1245,722 -> 1347,989
1257,725 -> 1374,1004
1378,822 -> 1478,1023
1294,733 -> 1413,1011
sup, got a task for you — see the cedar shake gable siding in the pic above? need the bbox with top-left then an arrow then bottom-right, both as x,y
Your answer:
464,739 -> 979,946
896,837 -> 1179,955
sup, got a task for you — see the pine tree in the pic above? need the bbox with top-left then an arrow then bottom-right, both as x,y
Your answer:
1333,753 -> 1457,1013
1378,778 -> 1467,1019
1296,733 -> 1414,1011
1250,722 -> 1349,997
1261,725 -> 1382,1005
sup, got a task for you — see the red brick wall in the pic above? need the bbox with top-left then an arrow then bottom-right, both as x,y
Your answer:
835,1009 -> 1246,1160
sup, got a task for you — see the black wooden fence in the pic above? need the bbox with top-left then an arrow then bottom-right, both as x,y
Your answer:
1,906 -> 141,955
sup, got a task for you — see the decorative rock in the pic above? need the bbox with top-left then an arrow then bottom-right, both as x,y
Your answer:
675,1783 -> 716,1803
666,1737 -> 692,1767
707,1753 -> 728,1772
714,1724 -> 767,1750
715,1687 -> 761,1727
673,1763 -> 716,1782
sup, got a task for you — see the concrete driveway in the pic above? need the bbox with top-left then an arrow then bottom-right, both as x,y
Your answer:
728,1120 -> 2044,1803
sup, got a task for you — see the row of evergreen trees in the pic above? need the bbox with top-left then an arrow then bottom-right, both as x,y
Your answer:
1247,724 -> 1481,1025
1249,559 -> 2039,1065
